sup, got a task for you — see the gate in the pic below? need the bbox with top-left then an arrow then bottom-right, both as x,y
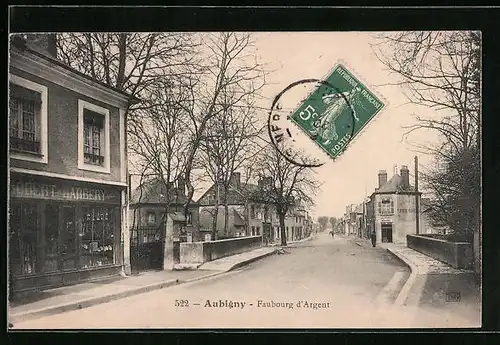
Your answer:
130,225 -> 165,273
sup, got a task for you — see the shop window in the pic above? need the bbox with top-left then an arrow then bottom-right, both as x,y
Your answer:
9,203 -> 39,275
8,78 -> 48,163
44,204 -> 60,272
78,100 -> 110,173
81,206 -> 114,268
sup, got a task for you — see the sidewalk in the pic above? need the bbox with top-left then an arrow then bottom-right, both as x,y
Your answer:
354,237 -> 481,327
269,234 -> 316,248
9,246 -> 277,324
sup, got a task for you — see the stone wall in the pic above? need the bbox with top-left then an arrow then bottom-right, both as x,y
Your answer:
407,234 -> 473,270
180,235 -> 262,264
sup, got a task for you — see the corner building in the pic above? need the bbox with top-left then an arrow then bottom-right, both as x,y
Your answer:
8,35 -> 134,297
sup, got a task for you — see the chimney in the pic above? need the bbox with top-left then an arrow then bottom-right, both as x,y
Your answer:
400,165 -> 410,190
177,176 -> 186,196
378,170 -> 387,189
230,172 -> 241,188
25,33 -> 57,58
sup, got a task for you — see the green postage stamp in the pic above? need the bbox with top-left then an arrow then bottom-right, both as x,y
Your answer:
290,63 -> 386,160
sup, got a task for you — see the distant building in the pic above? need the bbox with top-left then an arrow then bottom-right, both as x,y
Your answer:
197,172 -> 309,243
365,166 -> 434,245
129,177 -> 201,242
197,172 -> 263,239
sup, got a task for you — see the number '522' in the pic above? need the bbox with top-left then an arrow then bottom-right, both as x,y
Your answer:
175,300 -> 189,307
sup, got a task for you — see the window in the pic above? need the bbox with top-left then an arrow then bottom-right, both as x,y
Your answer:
84,110 -> 104,165
257,211 -> 262,220
78,100 -> 110,173
9,202 -> 39,275
187,212 -> 193,225
8,76 -> 48,163
80,206 -> 114,268
377,198 -> 395,215
250,205 -> 256,219
146,212 -> 156,225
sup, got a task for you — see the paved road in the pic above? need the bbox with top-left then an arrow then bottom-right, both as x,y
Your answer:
14,233 -> 413,329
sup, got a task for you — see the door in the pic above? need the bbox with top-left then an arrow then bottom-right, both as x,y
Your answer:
381,223 -> 393,243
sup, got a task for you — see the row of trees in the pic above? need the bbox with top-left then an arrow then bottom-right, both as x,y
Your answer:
372,31 -> 481,241
318,216 -> 338,232
53,32 -> 320,247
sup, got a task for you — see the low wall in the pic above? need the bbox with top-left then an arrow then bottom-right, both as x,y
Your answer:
407,234 -> 473,270
180,236 -> 262,264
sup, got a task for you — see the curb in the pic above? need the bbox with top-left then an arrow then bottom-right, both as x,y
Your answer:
384,247 -> 419,307
9,249 -> 278,325
227,249 -> 278,271
9,278 -> 182,324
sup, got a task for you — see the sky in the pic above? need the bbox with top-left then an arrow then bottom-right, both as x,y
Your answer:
127,31 -> 444,219
245,31 -> 441,218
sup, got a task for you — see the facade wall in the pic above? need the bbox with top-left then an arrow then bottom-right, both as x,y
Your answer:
373,193 -> 422,245
8,51 -> 129,296
10,67 -> 124,182
198,205 -> 246,237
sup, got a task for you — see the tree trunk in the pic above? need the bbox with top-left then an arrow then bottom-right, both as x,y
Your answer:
224,188 -> 229,237
279,213 -> 287,246
212,183 -> 220,241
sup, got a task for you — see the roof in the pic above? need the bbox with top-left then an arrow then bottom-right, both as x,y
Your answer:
10,37 -> 139,104
130,178 -> 198,206
197,181 -> 260,206
375,174 -> 417,194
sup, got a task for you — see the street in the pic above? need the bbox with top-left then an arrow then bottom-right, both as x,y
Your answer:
13,233 -> 422,329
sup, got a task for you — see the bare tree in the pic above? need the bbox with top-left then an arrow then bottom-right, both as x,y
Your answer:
199,86 -> 266,239
251,143 -> 321,246
372,31 -> 481,239
56,33 -> 199,108
128,76 -> 198,231
329,217 -> 338,230
180,32 -> 268,222
317,217 -> 329,232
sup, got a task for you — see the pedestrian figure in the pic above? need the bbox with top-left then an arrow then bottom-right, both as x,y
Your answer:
370,228 -> 376,247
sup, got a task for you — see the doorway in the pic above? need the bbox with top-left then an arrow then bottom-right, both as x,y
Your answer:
381,223 -> 393,243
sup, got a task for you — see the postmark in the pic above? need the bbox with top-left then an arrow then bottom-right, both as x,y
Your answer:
268,62 -> 386,166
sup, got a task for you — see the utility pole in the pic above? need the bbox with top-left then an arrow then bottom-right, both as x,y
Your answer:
414,156 -> 420,235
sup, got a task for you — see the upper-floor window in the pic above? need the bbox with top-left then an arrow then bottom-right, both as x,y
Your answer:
84,110 -> 105,166
187,212 -> 193,225
78,100 -> 110,174
146,212 -> 156,225
377,198 -> 395,215
250,205 -> 256,219
8,76 -> 48,164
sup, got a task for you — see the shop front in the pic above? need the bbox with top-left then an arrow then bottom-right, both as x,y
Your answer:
9,173 -> 124,297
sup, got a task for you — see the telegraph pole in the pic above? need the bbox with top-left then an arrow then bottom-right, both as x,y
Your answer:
414,156 -> 420,235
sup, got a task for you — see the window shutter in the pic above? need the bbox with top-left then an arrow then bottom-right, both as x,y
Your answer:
10,83 -> 42,103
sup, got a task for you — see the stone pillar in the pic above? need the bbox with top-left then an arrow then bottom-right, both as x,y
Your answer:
121,190 -> 131,276
163,216 -> 175,270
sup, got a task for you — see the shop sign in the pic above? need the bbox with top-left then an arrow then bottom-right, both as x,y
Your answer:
10,179 -> 121,203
